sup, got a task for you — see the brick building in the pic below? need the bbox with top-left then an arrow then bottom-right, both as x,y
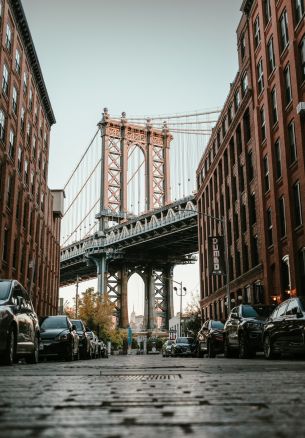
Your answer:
196,0 -> 305,320
0,0 -> 63,315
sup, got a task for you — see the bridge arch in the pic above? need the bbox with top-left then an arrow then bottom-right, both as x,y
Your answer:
127,272 -> 146,330
127,144 -> 146,216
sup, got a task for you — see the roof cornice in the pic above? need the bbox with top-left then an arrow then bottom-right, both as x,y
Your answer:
240,0 -> 254,15
9,0 -> 56,126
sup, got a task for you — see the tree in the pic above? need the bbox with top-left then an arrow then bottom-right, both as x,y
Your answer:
78,288 -> 115,339
183,291 -> 202,336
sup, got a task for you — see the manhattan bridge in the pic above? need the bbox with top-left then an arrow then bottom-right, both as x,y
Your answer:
60,108 -> 219,330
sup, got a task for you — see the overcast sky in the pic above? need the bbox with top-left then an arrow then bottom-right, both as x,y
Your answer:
22,0 -> 242,317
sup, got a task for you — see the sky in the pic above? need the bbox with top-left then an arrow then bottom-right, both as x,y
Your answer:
22,0 -> 242,317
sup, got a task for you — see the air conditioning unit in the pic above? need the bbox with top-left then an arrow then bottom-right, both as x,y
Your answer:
296,102 -> 305,115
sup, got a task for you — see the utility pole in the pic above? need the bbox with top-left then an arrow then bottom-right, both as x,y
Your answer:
75,275 -> 79,317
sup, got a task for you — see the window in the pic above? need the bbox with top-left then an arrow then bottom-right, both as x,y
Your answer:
260,107 -> 266,142
23,72 -> 28,96
229,139 -> 235,165
243,109 -> 251,144
241,204 -> 247,232
299,36 -> 305,82
7,174 -> 13,208
236,124 -> 243,154
18,146 -> 22,173
234,90 -> 240,111
279,196 -> 286,238
20,107 -> 25,132
293,181 -> 303,227
274,139 -> 282,179
295,0 -> 304,24
30,171 -> 34,194
32,136 -> 36,158
263,0 -> 272,24
267,38 -> 275,74
263,155 -> 270,192
279,10 -> 289,52
254,16 -> 261,48
267,208 -> 273,246
288,121 -> 297,164
228,105 -> 233,125
222,117 -> 227,138
15,49 -> 21,75
2,64 -> 9,96
284,65 -> 292,105
8,129 -> 15,160
241,33 -> 246,60
2,227 -> 9,262
242,72 -> 248,95
271,88 -> 278,125
12,86 -> 18,115
257,59 -> 264,94
26,123 -> 31,145
252,235 -> 259,266
0,109 -> 5,142
247,150 -> 254,181
24,159 -> 29,185
41,193 -> 45,211
250,193 -> 256,225
29,89 -> 33,111
5,24 -> 12,51
234,212 -> 239,238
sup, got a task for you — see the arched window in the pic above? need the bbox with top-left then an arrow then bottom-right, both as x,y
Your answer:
0,109 -> 5,141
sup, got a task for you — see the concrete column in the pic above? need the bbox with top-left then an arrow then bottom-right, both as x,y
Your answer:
120,266 -> 129,328
164,265 -> 174,328
94,256 -> 107,295
147,266 -> 156,330
143,271 -> 149,330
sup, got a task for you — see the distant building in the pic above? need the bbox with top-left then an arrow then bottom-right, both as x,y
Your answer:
196,0 -> 305,320
129,306 -> 144,331
0,0 -> 63,315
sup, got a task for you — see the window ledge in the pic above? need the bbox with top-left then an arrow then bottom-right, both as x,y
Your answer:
285,101 -> 293,113
280,43 -> 290,60
295,224 -> 304,233
289,160 -> 298,170
267,67 -> 277,83
272,121 -> 279,132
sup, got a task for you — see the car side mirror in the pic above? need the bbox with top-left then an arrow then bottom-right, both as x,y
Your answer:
231,313 -> 239,320
72,324 -> 76,331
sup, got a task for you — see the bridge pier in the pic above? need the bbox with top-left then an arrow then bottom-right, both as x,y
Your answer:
92,255 -> 107,295
120,266 -> 129,329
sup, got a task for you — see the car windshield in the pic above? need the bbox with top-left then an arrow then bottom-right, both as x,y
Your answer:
71,320 -> 84,331
0,280 -> 11,301
241,305 -> 273,318
211,321 -> 224,329
41,317 -> 68,330
299,297 -> 305,311
177,337 -> 193,344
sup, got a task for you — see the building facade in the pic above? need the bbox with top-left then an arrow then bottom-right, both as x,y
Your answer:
0,0 -> 63,315
196,0 -> 305,321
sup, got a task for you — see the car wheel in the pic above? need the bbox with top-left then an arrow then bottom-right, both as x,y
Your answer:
263,335 -> 279,360
74,348 -> 80,361
26,335 -> 39,364
1,327 -> 15,366
224,337 -> 234,358
207,341 -> 216,358
65,344 -> 74,362
239,333 -> 251,359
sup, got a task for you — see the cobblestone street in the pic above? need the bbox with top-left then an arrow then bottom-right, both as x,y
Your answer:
1,354 -> 305,438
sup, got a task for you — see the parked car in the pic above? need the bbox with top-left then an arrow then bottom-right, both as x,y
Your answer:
224,304 -> 274,358
162,339 -> 174,357
40,315 -> 79,361
0,280 -> 40,365
71,319 -> 91,359
196,320 -> 224,358
263,297 -> 305,359
86,330 -> 99,358
98,339 -> 108,358
171,337 -> 196,357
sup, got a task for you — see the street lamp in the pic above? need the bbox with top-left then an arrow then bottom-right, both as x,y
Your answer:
176,206 -> 231,314
173,281 -> 187,337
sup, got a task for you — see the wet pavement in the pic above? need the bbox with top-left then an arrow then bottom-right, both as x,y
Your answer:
0,354 -> 305,437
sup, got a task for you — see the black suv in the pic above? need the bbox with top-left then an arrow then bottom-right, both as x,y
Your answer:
0,279 -> 40,365
71,319 -> 91,359
224,304 -> 273,358
196,320 -> 224,358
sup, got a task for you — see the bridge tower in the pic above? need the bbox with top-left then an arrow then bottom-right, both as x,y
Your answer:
91,109 -> 174,330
